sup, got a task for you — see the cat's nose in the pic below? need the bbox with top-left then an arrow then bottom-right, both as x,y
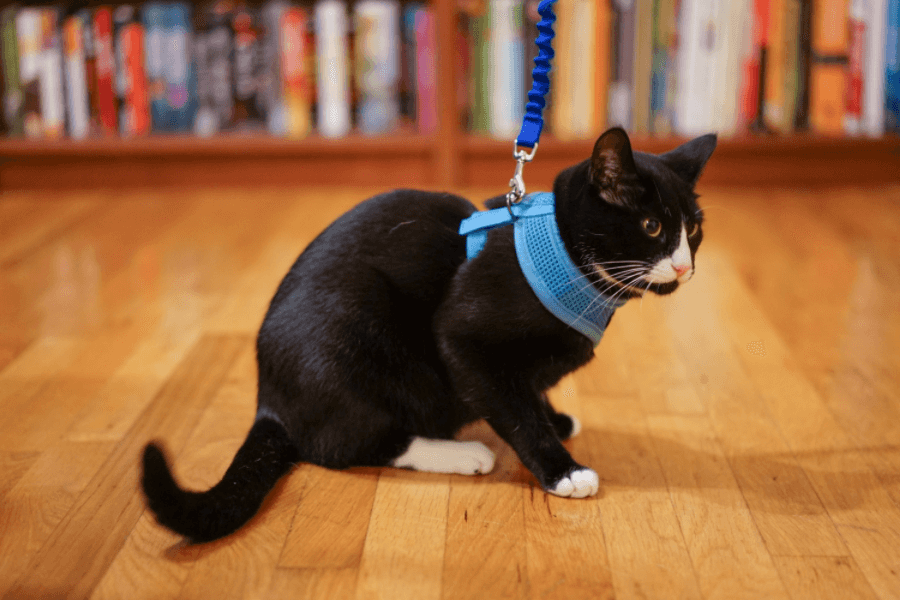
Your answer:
673,264 -> 691,276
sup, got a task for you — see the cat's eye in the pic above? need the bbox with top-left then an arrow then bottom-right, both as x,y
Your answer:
688,222 -> 701,237
642,218 -> 662,238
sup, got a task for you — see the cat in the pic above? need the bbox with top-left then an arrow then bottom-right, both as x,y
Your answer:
141,127 -> 716,543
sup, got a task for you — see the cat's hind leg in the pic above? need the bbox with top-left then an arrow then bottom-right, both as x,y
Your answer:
541,394 -> 582,440
391,437 -> 496,475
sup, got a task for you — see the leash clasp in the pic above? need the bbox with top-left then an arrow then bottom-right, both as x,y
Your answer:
506,141 -> 538,214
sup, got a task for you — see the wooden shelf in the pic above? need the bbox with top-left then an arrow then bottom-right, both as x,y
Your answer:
2,134 -> 898,192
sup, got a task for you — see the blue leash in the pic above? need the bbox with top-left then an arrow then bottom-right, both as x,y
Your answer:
506,0 -> 557,208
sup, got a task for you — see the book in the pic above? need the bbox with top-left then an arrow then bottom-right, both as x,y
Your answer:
845,0 -> 866,134
79,8 -> 102,137
142,3 -> 167,132
16,8 -> 44,138
674,0 -> 718,135
114,5 -> 150,137
738,0 -> 765,132
793,0 -> 812,129
353,0 -> 400,134
487,0 -> 524,138
632,0 -> 653,134
193,1 -> 233,137
231,3 -> 264,130
281,6 -> 313,138
413,7 -> 437,133
809,0 -> 849,134
63,12 -> 89,139
39,8 -> 65,139
609,0 -> 635,129
262,0 -> 288,136
887,0 -> 900,131
650,0 -> 678,135
93,6 -> 117,136
469,4 -> 489,133
166,3 -> 195,132
864,0 -> 888,135
315,0 -> 351,137
2,5 -> 23,136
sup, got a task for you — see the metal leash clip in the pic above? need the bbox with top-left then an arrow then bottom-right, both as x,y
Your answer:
506,141 -> 538,216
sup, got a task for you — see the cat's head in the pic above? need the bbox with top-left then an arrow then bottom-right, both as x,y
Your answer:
555,127 -> 717,301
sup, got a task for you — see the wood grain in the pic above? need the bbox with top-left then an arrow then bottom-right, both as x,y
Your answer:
2,185 -> 900,599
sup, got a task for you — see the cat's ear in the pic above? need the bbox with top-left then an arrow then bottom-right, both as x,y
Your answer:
590,127 -> 640,207
661,134 -> 718,187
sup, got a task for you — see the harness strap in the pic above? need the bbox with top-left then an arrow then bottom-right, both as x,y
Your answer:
460,202 -> 555,260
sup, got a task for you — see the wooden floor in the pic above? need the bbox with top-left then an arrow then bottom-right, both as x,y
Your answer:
1,183 -> 899,600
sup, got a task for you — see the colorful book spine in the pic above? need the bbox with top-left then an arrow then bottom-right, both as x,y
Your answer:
809,0 -> 848,134
281,7 -> 312,138
114,5 -> 150,136
93,7 -> 117,136
16,8 -> 43,138
674,0 -> 717,135
650,0 -> 677,135
469,7 -> 488,133
845,0 -> 866,134
166,3 -> 195,132
780,0 -> 801,133
887,0 -> 900,131
487,0 -> 523,138
354,0 -> 400,134
63,13 -> 89,139
739,0 -> 767,131
142,3 -> 168,132
864,0 -> 888,135
79,8 -> 101,137
1,6 -> 23,137
414,7 -> 437,134
315,0 -> 351,137
764,0 -> 787,130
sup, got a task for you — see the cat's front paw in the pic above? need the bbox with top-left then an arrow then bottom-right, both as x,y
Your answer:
547,467 -> 599,498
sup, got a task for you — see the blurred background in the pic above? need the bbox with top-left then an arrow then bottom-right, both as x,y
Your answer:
1,0 -> 898,191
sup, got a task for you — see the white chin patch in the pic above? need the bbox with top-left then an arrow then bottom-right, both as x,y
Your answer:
644,225 -> 692,285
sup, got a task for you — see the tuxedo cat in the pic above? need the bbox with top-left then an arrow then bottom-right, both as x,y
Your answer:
141,128 -> 716,543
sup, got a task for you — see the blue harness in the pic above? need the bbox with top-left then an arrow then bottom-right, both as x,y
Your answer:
458,192 -> 624,346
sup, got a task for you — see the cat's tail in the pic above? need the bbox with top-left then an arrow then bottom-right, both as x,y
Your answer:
141,417 -> 299,544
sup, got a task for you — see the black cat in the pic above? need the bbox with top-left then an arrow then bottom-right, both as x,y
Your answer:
141,128 -> 716,543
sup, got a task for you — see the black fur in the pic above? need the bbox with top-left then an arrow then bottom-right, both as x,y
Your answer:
140,129 -> 716,542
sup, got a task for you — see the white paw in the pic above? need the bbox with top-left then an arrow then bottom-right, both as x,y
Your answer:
392,438 -> 496,475
548,468 -> 599,498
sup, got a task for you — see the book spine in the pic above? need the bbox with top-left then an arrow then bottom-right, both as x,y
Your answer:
414,8 -> 437,134
764,0 -> 787,130
794,0 -> 812,129
780,0 -> 801,132
39,9 -> 65,139
809,0 -> 848,134
470,7 -> 488,134
845,0 -> 866,134
609,0 -> 635,129
281,7 -> 312,138
674,0 -> 717,135
167,3 -> 195,133
93,7 -> 117,136
2,6 -> 24,136
401,4 -> 418,126
17,8 -> 43,138
632,0 -> 652,134
739,0 -> 766,131
354,0 -> 400,134
595,0 -> 612,132
315,0 -> 351,137
63,13 -> 89,139
887,0 -> 900,131
864,0 -> 888,135
570,0 -> 598,137
550,0 -> 572,138
263,0 -> 287,136
115,6 -> 150,137
142,3 -> 168,132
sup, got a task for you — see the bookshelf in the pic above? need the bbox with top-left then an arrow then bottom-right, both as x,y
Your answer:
1,0 -> 899,193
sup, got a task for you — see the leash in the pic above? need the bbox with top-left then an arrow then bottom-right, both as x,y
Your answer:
506,0 -> 558,213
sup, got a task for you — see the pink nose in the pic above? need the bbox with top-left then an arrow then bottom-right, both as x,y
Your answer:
673,264 -> 691,276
